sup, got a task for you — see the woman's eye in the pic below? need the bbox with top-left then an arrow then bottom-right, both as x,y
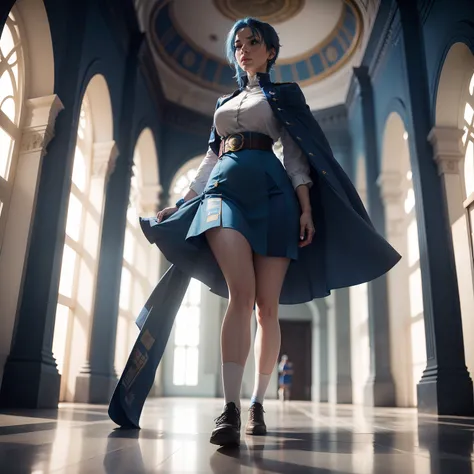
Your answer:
251,39 -> 258,45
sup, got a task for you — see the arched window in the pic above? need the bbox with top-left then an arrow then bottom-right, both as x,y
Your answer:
169,157 -> 201,203
173,278 -> 201,386
463,72 -> 474,258
463,72 -> 474,198
0,10 -> 25,246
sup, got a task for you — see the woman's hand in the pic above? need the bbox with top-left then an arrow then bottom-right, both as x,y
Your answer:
299,210 -> 315,248
156,206 -> 178,223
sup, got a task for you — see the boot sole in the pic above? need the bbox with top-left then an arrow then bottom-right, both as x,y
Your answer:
245,425 -> 267,436
210,430 -> 241,446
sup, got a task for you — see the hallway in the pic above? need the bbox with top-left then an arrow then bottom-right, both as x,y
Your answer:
0,398 -> 472,473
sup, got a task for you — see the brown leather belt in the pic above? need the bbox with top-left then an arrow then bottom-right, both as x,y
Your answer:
219,132 -> 274,158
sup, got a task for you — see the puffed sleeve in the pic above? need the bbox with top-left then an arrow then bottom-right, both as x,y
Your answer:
280,126 -> 313,189
188,146 -> 218,195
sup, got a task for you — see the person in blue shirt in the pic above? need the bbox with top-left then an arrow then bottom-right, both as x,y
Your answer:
109,17 -> 400,449
278,355 -> 294,401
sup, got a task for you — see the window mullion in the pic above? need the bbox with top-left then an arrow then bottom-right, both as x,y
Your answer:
0,112 -> 20,139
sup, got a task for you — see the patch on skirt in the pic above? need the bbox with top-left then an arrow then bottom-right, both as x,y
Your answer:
205,197 -> 222,224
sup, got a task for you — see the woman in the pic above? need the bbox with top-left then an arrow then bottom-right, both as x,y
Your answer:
114,18 -> 400,446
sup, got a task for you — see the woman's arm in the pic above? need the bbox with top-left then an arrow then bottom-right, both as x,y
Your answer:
280,128 -> 315,247
295,184 -> 311,214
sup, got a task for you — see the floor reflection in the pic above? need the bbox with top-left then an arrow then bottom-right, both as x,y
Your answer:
0,398 -> 474,473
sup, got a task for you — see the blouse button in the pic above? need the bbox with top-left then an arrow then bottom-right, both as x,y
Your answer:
297,136 -> 302,141
277,108 -> 283,111
285,121 -> 292,125
308,152 -> 315,156
322,170 -> 327,175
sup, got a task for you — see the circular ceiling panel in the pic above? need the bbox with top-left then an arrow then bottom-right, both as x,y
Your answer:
150,0 -> 362,93
213,0 -> 305,24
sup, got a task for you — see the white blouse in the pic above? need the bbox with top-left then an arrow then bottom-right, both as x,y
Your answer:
189,74 -> 313,195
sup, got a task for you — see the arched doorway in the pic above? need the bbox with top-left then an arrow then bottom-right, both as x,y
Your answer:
380,112 -> 425,407
431,42 -> 474,379
0,0 -> 57,388
52,74 -> 116,401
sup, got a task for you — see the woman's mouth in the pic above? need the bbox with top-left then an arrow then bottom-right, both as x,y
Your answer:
241,58 -> 251,63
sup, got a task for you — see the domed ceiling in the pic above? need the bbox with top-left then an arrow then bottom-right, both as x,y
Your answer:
137,0 -> 378,114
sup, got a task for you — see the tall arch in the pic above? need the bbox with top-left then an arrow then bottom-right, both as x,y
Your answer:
379,111 -> 425,407
431,42 -> 474,381
0,0 -> 58,390
52,74 -> 117,401
115,127 -> 162,379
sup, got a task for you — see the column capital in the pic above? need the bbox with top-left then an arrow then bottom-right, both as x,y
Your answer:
92,141 -> 119,179
20,95 -> 64,155
428,126 -> 464,176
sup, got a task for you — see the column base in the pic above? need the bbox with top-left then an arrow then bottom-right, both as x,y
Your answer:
319,382 -> 329,403
364,375 -> 396,407
417,368 -> 474,416
0,358 -> 60,408
75,372 -> 118,404
336,376 -> 353,404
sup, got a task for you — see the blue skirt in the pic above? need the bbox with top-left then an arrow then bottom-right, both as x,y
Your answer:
141,149 -> 330,304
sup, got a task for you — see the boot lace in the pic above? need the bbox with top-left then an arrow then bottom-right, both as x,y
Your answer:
248,403 -> 265,423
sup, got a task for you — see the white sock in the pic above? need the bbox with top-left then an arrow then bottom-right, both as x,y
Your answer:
222,362 -> 244,410
251,372 -> 272,405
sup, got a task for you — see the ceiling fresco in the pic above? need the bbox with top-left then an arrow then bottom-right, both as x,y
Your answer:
150,0 -> 363,93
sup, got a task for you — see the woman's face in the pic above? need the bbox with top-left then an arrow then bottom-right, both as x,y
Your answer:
234,27 -> 275,75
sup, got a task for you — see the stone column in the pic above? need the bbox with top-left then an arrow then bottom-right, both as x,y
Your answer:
316,298 -> 330,403
334,288 -> 353,404
354,66 -> 396,407
397,0 -> 473,415
0,96 -> 65,408
428,126 -> 474,386
0,95 -> 63,406
74,141 -> 118,403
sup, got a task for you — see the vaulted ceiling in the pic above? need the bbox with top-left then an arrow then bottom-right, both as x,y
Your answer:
134,0 -> 380,115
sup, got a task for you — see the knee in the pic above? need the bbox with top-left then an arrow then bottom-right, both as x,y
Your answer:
255,299 -> 278,325
229,287 -> 255,315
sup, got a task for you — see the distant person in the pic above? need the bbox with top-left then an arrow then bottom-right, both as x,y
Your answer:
278,355 -> 293,401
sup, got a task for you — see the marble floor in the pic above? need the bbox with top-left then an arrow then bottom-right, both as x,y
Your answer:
1,398 -> 474,473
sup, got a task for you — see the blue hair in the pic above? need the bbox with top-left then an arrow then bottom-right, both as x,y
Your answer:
225,17 -> 281,89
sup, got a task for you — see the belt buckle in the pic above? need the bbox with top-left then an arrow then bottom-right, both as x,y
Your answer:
227,133 -> 244,152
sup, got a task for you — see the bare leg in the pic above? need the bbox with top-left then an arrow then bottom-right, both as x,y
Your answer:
206,228 -> 255,401
251,255 -> 290,403
207,227 -> 256,446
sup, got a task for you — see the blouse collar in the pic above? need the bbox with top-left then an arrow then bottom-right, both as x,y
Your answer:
240,72 -> 271,89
